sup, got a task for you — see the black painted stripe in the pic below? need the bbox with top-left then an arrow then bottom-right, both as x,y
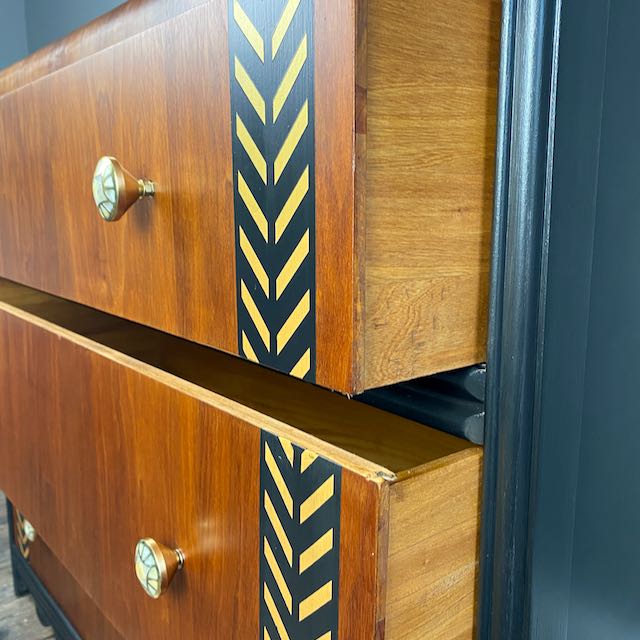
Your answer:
260,431 -> 341,639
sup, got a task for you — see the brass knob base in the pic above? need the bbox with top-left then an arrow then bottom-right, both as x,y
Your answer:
175,547 -> 185,570
138,178 -> 155,199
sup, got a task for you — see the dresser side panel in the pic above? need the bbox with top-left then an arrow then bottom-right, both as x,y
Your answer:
364,0 -> 501,388
386,448 -> 483,639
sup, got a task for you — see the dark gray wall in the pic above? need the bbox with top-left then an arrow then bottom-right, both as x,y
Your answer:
566,2 -> 640,636
0,0 -> 125,71
24,0 -> 125,53
530,0 -> 640,638
0,1 -> 28,70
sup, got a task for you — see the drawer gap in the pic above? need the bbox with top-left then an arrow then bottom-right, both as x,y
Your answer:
0,277 -> 473,475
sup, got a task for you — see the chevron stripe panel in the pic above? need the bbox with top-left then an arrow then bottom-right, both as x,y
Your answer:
260,432 -> 341,639
229,0 -> 316,382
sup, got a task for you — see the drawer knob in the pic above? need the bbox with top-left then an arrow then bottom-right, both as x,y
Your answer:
92,157 -> 155,222
23,518 -> 37,543
134,538 -> 184,599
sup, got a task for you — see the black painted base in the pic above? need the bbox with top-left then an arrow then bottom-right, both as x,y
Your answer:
6,500 -> 81,640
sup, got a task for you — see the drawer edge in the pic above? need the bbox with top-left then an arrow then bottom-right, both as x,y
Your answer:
0,298 -> 393,481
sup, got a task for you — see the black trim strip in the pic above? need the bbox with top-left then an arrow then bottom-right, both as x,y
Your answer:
478,0 -> 562,637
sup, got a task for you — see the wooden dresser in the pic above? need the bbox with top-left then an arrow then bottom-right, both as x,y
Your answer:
0,1 -> 500,638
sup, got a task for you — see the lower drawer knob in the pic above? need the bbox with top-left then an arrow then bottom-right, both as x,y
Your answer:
92,156 -> 155,222
23,518 -> 37,543
134,538 -> 184,599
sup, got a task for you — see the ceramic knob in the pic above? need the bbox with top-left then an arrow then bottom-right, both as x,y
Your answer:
134,538 -> 184,599
23,518 -> 36,543
92,156 -> 155,222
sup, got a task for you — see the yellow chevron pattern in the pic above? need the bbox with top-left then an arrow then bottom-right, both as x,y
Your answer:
238,171 -> 269,242
236,113 -> 267,184
241,280 -> 271,350
260,432 -> 341,639
277,291 -> 310,355
240,226 -> 270,296
275,167 -> 309,243
273,35 -> 308,122
233,0 -> 265,62
276,231 -> 309,300
230,0 -> 315,382
274,101 -> 308,184
236,56 -> 267,124
299,530 -> 333,574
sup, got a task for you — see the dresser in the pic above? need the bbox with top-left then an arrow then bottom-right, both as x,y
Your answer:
0,1 -> 500,638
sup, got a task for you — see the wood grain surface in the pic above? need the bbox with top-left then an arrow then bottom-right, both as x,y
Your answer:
0,0 -> 239,361
0,297 -> 384,638
0,0 -> 366,394
338,472 -> 388,639
26,526 -> 124,640
386,449 -> 483,639
0,306 -> 260,638
362,0 -> 501,389
314,0 -> 358,392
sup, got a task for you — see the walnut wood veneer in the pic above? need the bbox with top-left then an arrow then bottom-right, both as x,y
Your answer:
0,0 -> 500,393
0,280 -> 481,639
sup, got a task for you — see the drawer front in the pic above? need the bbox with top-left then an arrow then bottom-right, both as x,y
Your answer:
0,303 -> 383,639
0,0 -> 356,392
9,503 -> 124,640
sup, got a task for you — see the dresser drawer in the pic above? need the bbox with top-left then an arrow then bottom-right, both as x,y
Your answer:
0,280 -> 481,639
9,503 -> 124,640
0,0 -> 500,394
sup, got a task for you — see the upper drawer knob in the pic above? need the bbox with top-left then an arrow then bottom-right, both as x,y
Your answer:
92,157 -> 155,222
134,538 -> 184,599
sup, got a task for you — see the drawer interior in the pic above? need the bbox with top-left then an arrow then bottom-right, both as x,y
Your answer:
0,277 -> 472,475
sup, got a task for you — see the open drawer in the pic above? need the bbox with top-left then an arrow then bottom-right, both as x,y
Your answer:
0,278 -> 481,639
